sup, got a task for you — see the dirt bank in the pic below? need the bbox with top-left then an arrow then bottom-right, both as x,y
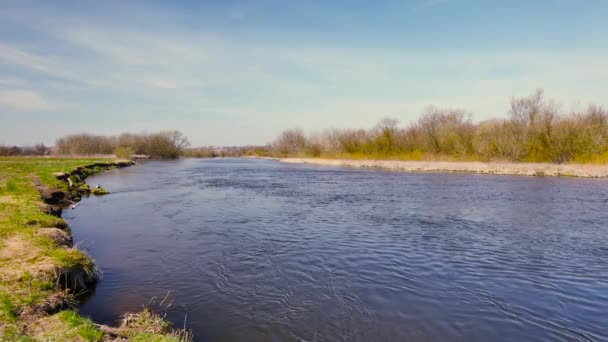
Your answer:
1,158 -> 190,341
280,158 -> 608,178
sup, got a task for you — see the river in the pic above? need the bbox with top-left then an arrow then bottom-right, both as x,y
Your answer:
65,158 -> 608,341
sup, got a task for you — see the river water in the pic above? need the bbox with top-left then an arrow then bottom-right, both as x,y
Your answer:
65,158 -> 608,341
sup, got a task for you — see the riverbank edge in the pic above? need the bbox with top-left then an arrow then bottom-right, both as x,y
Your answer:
22,160 -> 189,340
279,158 -> 608,178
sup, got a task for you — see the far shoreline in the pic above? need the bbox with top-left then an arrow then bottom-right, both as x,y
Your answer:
278,158 -> 608,178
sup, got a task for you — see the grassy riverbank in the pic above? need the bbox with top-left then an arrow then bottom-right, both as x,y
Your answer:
0,157 -> 188,341
280,157 -> 608,178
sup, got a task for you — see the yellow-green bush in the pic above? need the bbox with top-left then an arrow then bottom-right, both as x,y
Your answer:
271,89 -> 608,164
114,146 -> 135,159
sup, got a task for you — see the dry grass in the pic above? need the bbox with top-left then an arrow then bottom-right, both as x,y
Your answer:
0,196 -> 17,204
36,228 -> 72,247
27,312 -> 102,342
0,157 -> 106,339
91,308 -> 192,342
281,158 -> 608,178
0,157 -> 189,341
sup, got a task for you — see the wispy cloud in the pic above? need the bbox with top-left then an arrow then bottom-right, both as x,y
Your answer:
0,77 -> 28,86
0,1 -> 606,145
0,89 -> 52,111
0,43 -> 79,82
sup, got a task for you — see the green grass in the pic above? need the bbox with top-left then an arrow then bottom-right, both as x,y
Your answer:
0,157 -> 111,339
1,328 -> 37,342
131,332 -> 182,342
0,157 -> 189,341
0,291 -> 18,323
90,187 -> 109,195
48,247 -> 99,289
58,310 -> 104,342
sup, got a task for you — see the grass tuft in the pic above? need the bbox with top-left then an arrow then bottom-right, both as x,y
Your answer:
58,310 -> 104,341
91,186 -> 110,195
49,247 -> 100,289
0,291 -> 18,323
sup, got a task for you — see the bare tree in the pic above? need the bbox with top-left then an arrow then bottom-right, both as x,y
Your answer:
34,143 -> 48,155
509,89 -> 560,162
54,131 -> 190,159
337,129 -> 368,154
475,119 -> 522,161
167,131 -> 190,158
373,118 -> 400,155
417,107 -> 443,152
417,106 -> 474,155
273,128 -> 307,156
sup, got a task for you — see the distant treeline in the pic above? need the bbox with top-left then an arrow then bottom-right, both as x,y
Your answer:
55,131 -> 189,159
182,146 -> 269,158
2,132 -> 269,159
0,144 -> 49,156
272,89 -> 608,164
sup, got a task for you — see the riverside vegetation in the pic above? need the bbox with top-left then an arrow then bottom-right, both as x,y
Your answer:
4,90 -> 607,166
1,131 -> 190,160
271,90 -> 608,164
0,157 -> 191,341
54,131 -> 190,159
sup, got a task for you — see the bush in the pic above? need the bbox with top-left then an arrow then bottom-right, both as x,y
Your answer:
270,89 -> 608,164
114,146 -> 135,159
55,131 -> 190,159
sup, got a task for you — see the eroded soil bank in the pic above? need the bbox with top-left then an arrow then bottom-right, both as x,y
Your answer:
0,158 -> 189,341
280,158 -> 608,178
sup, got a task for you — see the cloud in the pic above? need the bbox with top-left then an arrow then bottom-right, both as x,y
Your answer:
0,90 -> 52,111
0,77 -> 28,86
0,44 -> 78,82
144,79 -> 203,90
0,1 -> 607,146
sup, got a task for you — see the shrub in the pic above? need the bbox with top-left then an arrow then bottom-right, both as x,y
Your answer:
270,89 -> 608,164
55,131 -> 190,159
114,146 -> 135,159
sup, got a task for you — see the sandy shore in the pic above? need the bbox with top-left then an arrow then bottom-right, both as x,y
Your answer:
280,158 -> 608,178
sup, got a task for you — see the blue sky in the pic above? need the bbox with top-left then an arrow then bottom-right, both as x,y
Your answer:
1,0 -> 607,146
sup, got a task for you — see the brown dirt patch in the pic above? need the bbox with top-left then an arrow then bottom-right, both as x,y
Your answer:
0,235 -> 57,282
0,196 -> 17,204
25,315 -> 73,341
0,235 -> 41,262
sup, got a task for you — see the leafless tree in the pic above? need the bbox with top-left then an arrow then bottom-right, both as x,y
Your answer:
273,128 -> 307,156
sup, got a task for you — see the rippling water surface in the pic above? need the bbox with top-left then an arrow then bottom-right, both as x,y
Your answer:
66,158 -> 608,341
